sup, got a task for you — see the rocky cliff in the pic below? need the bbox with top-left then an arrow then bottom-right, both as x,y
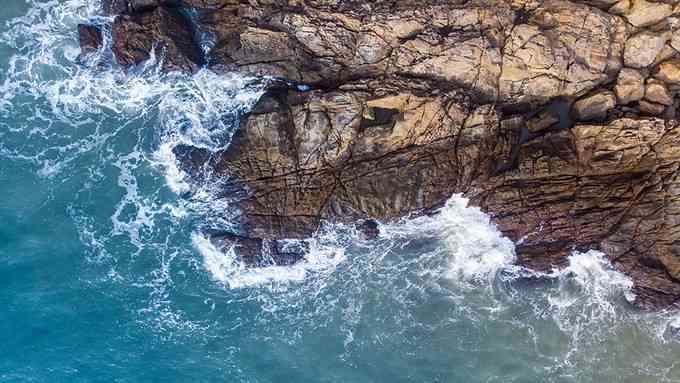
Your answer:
84,0 -> 680,308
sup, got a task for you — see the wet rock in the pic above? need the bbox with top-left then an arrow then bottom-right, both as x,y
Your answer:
572,90 -> 617,121
111,6 -> 205,73
639,255 -> 666,270
129,0 -> 163,12
171,144 -> 212,177
103,0 -> 128,15
615,68 -> 645,104
645,79 -> 674,106
211,233 -> 307,266
624,32 -> 667,69
357,219 -> 380,240
104,0 -> 184,14
77,24 -> 103,54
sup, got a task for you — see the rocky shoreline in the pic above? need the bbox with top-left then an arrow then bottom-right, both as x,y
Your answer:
82,0 -> 680,309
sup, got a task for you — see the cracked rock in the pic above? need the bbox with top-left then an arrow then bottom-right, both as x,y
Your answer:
624,32 -> 667,69
572,90 -> 617,121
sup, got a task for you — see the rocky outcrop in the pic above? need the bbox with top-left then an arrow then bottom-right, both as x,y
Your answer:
77,24 -> 103,55
84,0 -> 680,308
111,6 -> 205,72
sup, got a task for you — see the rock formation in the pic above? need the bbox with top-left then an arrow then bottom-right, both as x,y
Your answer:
84,0 -> 680,308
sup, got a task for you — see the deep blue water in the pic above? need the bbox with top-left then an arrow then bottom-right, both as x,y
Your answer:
2,1 -> 680,382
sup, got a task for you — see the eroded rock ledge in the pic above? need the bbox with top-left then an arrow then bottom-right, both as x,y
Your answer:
86,0 -> 680,308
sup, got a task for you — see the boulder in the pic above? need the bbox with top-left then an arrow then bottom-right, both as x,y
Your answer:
77,24 -> 103,55
645,79 -> 674,106
624,32 -> 667,69
211,233 -> 308,266
499,0 -> 624,104
624,0 -> 673,27
672,31 -> 680,53
638,100 -> 666,115
572,90 -> 617,121
656,59 -> 680,85
111,6 -> 205,73
357,219 -> 380,240
615,68 -> 645,104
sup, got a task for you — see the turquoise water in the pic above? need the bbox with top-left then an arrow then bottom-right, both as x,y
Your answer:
2,1 -> 680,382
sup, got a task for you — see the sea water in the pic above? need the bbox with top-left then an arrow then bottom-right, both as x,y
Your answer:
1,1 -> 680,382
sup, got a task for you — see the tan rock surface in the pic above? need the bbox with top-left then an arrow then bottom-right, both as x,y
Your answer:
624,32 -> 667,69
646,79 -> 674,105
615,68 -> 645,104
572,90 -> 617,121
624,0 -> 673,27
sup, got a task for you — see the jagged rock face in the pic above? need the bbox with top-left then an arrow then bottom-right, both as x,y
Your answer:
77,24 -> 103,54
83,0 -> 680,308
111,5 -> 205,72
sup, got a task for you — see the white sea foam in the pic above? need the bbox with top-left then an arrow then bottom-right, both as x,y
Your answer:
539,250 -> 635,326
380,194 -> 516,284
193,231 -> 346,289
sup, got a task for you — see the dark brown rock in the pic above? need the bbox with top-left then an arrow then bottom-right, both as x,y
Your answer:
103,0 -> 128,15
111,6 -> 205,73
104,0 -> 185,15
77,24 -> 103,55
357,219 -> 380,240
211,233 -> 307,266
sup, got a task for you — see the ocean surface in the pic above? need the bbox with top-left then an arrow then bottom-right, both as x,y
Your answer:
2,1 -> 680,382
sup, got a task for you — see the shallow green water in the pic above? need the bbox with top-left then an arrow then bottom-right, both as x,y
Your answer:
1,1 -> 680,382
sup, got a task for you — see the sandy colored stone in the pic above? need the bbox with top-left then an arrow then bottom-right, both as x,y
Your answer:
624,32 -> 667,69
645,79 -> 674,105
572,90 -> 617,121
639,100 -> 667,115
615,68 -> 645,104
625,0 -> 673,27
609,0 -> 630,14
656,59 -> 680,85
673,31 -> 680,52
499,1 -> 622,104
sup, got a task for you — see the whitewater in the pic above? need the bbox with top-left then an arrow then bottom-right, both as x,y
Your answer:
1,1 -> 680,382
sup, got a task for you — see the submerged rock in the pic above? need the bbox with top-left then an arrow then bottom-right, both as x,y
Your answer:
357,220 -> 380,240
211,233 -> 307,267
82,0 -> 680,308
